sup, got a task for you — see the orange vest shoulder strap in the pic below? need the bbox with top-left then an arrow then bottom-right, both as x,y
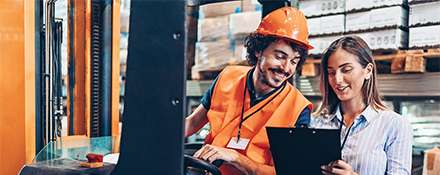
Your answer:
216,66 -> 252,83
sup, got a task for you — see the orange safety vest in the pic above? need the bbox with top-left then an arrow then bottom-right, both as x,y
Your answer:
205,66 -> 312,175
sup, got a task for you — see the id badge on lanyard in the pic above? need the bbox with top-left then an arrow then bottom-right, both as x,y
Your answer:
226,137 -> 250,150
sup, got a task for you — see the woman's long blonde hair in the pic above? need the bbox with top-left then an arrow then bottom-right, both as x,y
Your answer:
314,36 -> 388,116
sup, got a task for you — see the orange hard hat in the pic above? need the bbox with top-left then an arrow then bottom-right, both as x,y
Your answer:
256,7 -> 313,50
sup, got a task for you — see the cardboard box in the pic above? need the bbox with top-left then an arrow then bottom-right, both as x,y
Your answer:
362,29 -> 408,49
346,11 -> 371,32
242,0 -> 261,12
346,0 -> 372,11
197,16 -> 229,42
299,0 -> 321,17
409,0 -> 429,3
320,14 -> 345,34
319,36 -> 342,53
308,17 -> 322,36
229,11 -> 261,39
346,6 -> 407,32
308,35 -> 342,54
199,1 -> 242,19
370,6 -> 408,28
423,147 -> 440,175
195,40 -> 233,66
233,43 -> 246,62
371,0 -> 406,8
355,33 -> 371,45
409,1 -> 440,26
346,0 -> 406,11
299,0 -> 345,17
120,10 -> 130,33
409,25 -> 440,47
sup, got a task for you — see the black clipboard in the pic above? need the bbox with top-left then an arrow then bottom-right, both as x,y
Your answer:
266,127 -> 341,175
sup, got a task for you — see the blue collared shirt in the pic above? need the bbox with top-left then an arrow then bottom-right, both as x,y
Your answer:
310,105 -> 413,175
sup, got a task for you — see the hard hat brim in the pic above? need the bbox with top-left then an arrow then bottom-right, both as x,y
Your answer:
257,32 -> 314,50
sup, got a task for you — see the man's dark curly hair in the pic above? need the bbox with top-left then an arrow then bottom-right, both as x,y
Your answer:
244,33 -> 309,72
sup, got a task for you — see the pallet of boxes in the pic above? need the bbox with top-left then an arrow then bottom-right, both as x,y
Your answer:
299,0 -> 346,77
298,1 -> 440,175
407,0 -> 440,73
298,0 -> 436,75
191,0 -> 261,80
408,1 -> 440,175
346,0 -> 411,74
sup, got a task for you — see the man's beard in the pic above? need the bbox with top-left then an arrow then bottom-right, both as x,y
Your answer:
257,63 -> 285,89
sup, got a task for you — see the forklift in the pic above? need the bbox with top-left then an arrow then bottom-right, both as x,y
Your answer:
19,0 -> 296,174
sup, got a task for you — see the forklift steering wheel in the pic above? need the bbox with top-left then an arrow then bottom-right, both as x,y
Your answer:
184,143 -> 224,175
184,155 -> 224,175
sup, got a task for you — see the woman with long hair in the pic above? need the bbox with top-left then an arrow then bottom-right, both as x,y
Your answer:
311,36 -> 413,175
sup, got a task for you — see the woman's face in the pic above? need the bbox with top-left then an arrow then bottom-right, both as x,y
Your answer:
327,48 -> 372,102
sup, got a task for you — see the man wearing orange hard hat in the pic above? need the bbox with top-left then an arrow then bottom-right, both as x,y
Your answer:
185,6 -> 313,175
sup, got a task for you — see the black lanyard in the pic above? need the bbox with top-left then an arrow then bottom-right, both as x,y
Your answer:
236,70 -> 286,141
339,113 -> 354,150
